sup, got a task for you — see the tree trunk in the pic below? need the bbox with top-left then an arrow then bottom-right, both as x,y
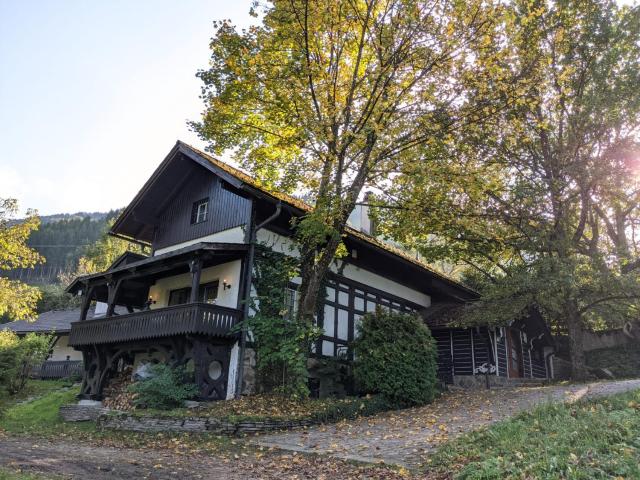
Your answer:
297,232 -> 343,324
565,303 -> 588,380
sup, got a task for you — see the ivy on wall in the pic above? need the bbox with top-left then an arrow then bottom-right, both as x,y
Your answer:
246,244 -> 322,398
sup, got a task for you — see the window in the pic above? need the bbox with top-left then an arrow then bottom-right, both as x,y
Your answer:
168,281 -> 219,306
283,287 -> 297,321
316,276 -> 421,358
191,198 -> 209,224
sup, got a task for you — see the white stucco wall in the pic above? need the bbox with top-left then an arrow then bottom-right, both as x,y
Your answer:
258,228 -> 430,308
147,260 -> 242,309
256,229 -> 301,257
49,335 -> 83,361
152,226 -> 431,308
154,226 -> 246,256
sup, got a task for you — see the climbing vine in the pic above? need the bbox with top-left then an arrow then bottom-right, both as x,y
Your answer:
246,244 -> 322,398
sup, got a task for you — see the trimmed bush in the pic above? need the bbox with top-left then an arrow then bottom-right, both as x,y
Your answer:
128,364 -> 199,410
353,310 -> 438,407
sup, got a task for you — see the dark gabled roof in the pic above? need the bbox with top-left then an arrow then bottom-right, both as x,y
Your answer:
2,305 -> 132,335
108,251 -> 148,270
110,140 -> 478,300
423,303 -> 554,345
2,309 -> 79,334
422,302 -> 466,329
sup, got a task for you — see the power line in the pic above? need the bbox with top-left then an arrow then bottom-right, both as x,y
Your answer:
28,245 -> 89,248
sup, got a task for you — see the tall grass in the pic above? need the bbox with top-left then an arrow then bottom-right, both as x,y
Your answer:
430,389 -> 640,479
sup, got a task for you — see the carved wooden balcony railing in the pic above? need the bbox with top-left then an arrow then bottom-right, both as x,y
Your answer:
69,303 -> 241,346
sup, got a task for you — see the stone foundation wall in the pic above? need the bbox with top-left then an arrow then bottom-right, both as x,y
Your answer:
97,411 -> 313,435
453,375 -> 546,389
241,348 -> 257,395
59,404 -> 109,422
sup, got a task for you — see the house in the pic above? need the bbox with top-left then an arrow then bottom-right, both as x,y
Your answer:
2,309 -> 84,378
65,141 -> 554,400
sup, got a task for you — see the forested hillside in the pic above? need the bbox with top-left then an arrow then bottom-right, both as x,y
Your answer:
7,210 -> 118,284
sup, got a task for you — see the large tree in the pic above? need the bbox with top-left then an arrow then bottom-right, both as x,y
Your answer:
0,198 -> 43,321
193,0 -> 525,340
376,0 -> 640,379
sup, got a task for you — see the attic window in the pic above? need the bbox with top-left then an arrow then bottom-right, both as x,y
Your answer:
191,198 -> 209,224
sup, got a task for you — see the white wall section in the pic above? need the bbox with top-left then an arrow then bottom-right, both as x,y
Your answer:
154,226 -> 246,256
148,260 -> 242,309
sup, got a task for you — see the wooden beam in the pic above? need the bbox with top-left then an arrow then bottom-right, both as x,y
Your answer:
106,279 -> 124,317
79,286 -> 95,321
189,258 -> 203,303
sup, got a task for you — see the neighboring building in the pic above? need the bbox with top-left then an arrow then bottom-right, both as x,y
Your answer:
3,309 -> 83,362
3,309 -> 84,378
65,141 -> 553,400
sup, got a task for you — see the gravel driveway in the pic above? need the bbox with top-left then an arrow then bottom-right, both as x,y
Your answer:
253,379 -> 640,468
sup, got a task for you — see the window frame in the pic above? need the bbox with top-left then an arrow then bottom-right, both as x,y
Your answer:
316,274 -> 421,359
168,281 -> 220,306
283,286 -> 298,322
191,198 -> 209,225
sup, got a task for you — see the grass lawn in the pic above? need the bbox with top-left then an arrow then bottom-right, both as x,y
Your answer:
0,380 -> 232,452
0,468 -> 54,480
0,380 -> 71,413
429,388 -> 640,479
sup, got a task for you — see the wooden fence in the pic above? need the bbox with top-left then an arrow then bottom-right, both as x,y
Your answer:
31,360 -> 83,379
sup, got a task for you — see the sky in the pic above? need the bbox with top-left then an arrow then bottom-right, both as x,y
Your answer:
0,0 -> 254,216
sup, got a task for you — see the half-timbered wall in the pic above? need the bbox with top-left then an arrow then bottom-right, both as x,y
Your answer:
317,275 -> 422,358
153,174 -> 251,252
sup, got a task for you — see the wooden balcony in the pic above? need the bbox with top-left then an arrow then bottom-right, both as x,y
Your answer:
69,303 -> 241,347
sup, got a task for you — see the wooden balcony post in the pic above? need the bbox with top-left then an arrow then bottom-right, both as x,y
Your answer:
106,278 -> 124,317
79,285 -> 95,321
189,258 -> 202,303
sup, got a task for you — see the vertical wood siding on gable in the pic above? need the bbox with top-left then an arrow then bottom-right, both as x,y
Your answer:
153,175 -> 251,251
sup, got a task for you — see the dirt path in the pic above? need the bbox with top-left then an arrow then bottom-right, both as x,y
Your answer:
254,379 -> 640,468
0,436 -> 244,480
0,435 -> 412,480
0,379 -> 638,478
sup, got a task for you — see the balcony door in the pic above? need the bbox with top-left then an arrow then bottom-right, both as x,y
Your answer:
168,281 -> 219,306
